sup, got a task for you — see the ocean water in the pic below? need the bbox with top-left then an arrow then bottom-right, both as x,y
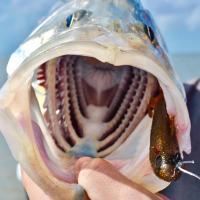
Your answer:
172,54 -> 200,82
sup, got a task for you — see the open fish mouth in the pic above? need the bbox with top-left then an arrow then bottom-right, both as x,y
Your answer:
28,51 -> 190,187
0,41 -> 190,198
33,55 -> 158,158
0,0 -> 192,199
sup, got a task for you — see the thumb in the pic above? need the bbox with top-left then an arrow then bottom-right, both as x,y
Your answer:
75,157 -> 164,200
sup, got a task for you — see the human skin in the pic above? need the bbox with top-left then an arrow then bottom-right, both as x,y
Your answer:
22,157 -> 167,200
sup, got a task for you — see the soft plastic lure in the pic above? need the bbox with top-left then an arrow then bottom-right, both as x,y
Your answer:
149,92 -> 182,182
149,92 -> 200,182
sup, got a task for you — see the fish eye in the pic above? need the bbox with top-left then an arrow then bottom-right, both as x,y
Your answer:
144,24 -> 155,43
66,14 -> 74,28
66,10 -> 92,28
155,155 -> 163,169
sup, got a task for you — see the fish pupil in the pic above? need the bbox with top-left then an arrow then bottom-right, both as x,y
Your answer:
66,10 -> 92,28
144,25 -> 155,42
66,14 -> 73,28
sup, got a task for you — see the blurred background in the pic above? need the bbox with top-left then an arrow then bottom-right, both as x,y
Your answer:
0,0 -> 199,199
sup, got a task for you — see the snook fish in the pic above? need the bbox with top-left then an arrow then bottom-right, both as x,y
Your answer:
0,0 -> 191,199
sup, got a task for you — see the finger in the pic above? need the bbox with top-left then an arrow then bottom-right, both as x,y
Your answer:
75,157 -> 163,200
157,194 -> 170,200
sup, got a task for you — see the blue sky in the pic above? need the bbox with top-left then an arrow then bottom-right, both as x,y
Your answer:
0,0 -> 200,61
143,0 -> 200,53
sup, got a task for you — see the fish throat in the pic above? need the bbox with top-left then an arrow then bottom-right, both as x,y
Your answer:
35,55 -> 158,157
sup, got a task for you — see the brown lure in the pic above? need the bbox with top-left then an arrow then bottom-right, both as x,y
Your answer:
149,91 -> 182,182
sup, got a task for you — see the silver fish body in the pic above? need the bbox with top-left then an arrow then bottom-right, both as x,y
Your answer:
0,0 -> 191,199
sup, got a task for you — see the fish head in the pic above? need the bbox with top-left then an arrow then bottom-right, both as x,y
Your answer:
0,0 -> 191,199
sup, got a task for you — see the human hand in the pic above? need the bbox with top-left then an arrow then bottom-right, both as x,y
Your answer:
22,157 -> 168,200
75,157 -> 167,200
